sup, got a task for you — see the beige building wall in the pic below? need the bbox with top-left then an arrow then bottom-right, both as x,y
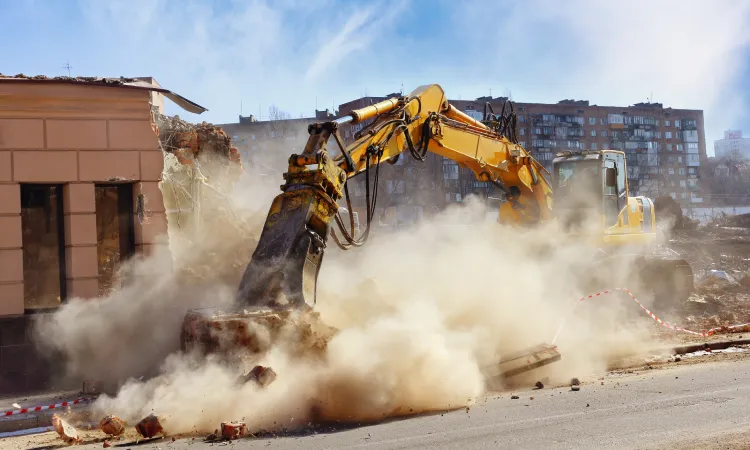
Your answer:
0,82 -> 169,317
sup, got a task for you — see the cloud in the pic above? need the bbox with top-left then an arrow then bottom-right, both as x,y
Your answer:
451,0 -> 750,152
304,6 -> 376,81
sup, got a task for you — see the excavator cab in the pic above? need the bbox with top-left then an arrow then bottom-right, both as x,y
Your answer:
551,150 -> 694,311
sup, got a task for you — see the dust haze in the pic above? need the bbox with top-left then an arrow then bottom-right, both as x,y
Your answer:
33,126 -> 660,435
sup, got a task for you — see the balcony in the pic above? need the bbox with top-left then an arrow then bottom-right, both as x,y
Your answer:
682,120 -> 698,130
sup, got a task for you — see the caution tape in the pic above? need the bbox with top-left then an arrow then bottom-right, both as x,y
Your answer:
552,287 -> 750,344
2,397 -> 94,417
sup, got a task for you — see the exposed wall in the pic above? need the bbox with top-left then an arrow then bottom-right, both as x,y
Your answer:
0,82 -> 169,393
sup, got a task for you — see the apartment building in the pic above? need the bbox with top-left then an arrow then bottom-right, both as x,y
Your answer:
452,97 -> 707,205
333,94 -> 707,217
714,130 -> 750,160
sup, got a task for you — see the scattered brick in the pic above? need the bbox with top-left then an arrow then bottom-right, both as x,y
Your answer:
221,421 -> 247,440
135,414 -> 164,439
100,415 -> 125,436
52,414 -> 80,444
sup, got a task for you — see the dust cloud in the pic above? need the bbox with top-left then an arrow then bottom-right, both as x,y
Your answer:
33,126 -> 660,436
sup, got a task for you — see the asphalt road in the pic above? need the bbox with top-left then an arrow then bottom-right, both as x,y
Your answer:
17,357 -> 750,450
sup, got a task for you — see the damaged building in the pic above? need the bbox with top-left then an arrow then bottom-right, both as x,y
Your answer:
0,75 -> 208,394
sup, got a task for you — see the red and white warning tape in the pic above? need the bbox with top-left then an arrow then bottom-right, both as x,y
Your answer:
552,287 -> 750,344
2,397 -> 95,417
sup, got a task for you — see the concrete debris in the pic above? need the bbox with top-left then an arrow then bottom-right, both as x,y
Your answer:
570,377 -> 581,386
154,113 -> 242,170
534,381 -> 544,389
103,441 -> 111,448
237,365 -> 278,388
135,414 -> 164,439
221,421 -> 247,440
511,395 -> 519,400
51,414 -> 80,444
100,415 -> 125,436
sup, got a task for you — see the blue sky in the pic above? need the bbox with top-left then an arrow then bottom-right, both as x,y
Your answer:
2,0 -> 749,155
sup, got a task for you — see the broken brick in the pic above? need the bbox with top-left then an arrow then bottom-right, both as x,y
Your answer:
100,415 -> 125,436
52,414 -> 79,444
135,414 -> 164,439
221,421 -> 247,440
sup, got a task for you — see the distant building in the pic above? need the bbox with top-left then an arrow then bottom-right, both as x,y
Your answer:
451,97 -> 706,205
218,109 -> 335,173
330,94 -> 707,215
714,130 -> 750,160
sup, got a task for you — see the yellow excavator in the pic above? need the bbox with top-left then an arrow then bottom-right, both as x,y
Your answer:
180,84 -> 693,381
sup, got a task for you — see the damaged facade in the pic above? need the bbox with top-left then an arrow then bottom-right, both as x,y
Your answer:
0,75 -> 205,394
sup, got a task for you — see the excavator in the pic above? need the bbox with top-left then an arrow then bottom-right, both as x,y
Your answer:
180,84 -> 694,384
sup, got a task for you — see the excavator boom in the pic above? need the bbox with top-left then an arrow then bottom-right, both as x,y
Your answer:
235,84 -> 554,310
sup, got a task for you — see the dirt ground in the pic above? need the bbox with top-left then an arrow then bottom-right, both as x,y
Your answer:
658,219 -> 750,338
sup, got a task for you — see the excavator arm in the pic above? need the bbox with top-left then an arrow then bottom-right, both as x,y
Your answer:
235,84 -> 554,310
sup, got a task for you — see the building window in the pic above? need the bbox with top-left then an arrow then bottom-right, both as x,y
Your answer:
580,143 -> 586,150
95,184 -> 136,296
679,167 -> 685,175
665,120 -> 670,127
591,143 -> 598,150
588,117 -> 596,125
600,118 -> 606,125
668,168 -> 675,175
519,115 -> 525,122
675,120 -> 681,128
520,128 -> 525,136
601,130 -> 607,137
464,109 -> 483,121
676,144 -> 684,152
21,184 -> 66,310
534,127 -> 541,135
519,140 -> 527,148
665,131 -> 672,139
590,130 -> 597,137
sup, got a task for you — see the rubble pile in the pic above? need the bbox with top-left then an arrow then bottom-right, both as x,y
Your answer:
675,270 -> 750,333
653,195 -> 699,231
154,114 -> 259,286
707,212 -> 750,229
653,209 -> 750,338
154,114 -> 242,170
